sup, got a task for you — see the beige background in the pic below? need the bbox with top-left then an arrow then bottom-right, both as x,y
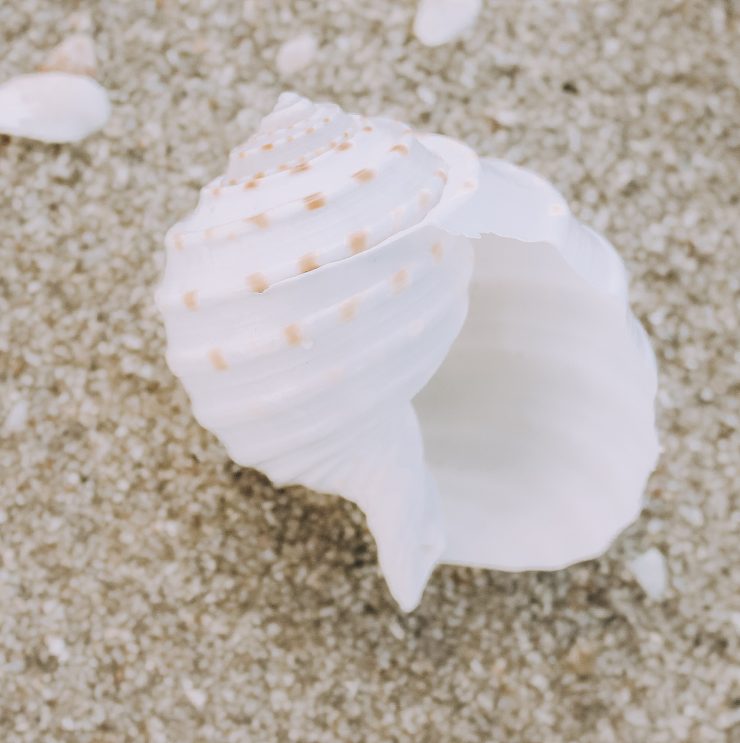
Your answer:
1,1 -> 738,741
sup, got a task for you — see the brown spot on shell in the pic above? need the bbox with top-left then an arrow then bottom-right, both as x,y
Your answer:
340,298 -> 359,321
173,234 -> 185,251
299,253 -> 319,273
183,290 -> 198,310
391,269 -> 409,292
363,125 -> 373,133
347,230 -> 368,254
431,242 -> 444,263
306,126 -> 315,134
336,141 -> 352,152
390,144 -> 409,155
291,162 -> 311,174
284,324 -> 302,346
261,143 -> 274,151
243,179 -> 259,189
247,273 -> 269,293
212,187 -> 222,197
208,349 -> 228,371
238,151 -> 247,159
352,168 -> 375,183
419,189 -> 432,208
434,169 -> 448,183
227,178 -> 237,186
278,163 -> 289,172
254,171 -> 266,179
247,213 -> 269,229
323,116 -> 331,124
304,193 -> 326,210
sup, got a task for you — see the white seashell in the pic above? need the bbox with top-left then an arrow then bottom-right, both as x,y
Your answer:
413,0 -> 482,47
156,93 -> 659,611
0,72 -> 110,143
275,34 -> 318,77
39,33 -> 97,77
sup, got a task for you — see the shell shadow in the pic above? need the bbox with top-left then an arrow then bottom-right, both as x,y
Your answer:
222,462 -> 606,624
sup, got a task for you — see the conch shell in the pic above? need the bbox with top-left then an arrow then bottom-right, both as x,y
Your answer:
156,93 -> 659,611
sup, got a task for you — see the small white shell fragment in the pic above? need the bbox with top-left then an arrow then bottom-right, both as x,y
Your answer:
0,72 -> 110,143
413,0 -> 482,47
39,33 -> 97,77
628,548 -> 668,600
275,33 -> 318,76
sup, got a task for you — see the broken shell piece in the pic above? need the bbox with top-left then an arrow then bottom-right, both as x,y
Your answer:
39,33 -> 97,77
275,33 -> 318,77
156,93 -> 659,611
0,72 -> 110,143
65,10 -> 93,33
413,0 -> 482,47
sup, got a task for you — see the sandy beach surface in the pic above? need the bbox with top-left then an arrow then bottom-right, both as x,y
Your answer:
1,1 -> 738,741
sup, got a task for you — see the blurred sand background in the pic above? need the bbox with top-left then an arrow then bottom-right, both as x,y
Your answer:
1,1 -> 738,741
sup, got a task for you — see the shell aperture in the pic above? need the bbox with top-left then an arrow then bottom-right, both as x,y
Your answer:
157,94 -> 659,611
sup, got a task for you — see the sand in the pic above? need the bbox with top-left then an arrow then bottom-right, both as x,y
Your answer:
1,1 -> 738,741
